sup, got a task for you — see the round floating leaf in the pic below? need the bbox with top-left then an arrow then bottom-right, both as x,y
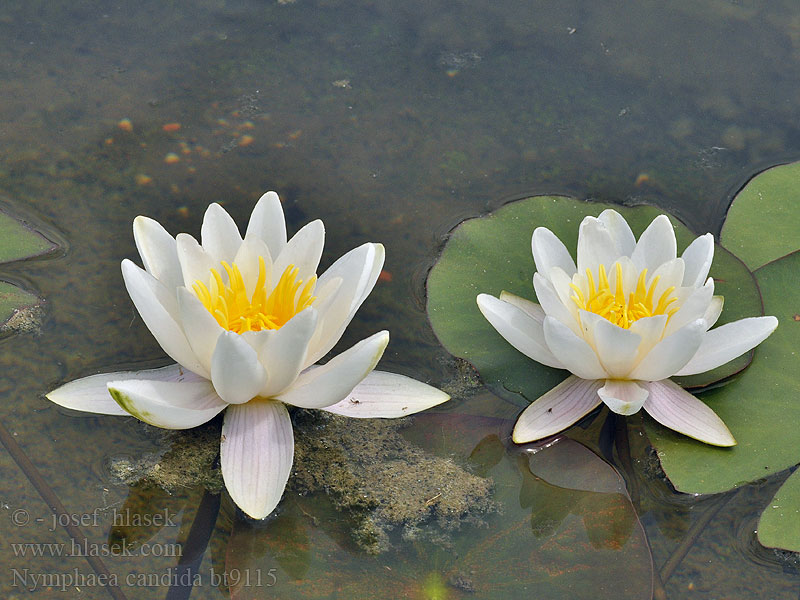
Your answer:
426,196 -> 762,407
647,251 -> 800,494
0,280 -> 41,331
757,469 -> 800,552
0,206 -> 58,264
721,161 -> 800,270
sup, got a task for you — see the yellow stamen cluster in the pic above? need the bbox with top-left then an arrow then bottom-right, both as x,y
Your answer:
193,257 -> 316,334
569,262 -> 678,329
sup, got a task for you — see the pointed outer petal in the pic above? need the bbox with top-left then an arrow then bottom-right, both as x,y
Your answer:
256,308 -> 319,397
107,378 -> 227,429
588,314 -> 643,378
244,191 -> 287,264
321,371 -> 450,418
176,233 -> 216,289
201,202 -> 242,265
276,331 -> 389,409
631,215 -> 677,272
133,216 -> 183,290
628,314 -> 668,358
273,220 -> 325,283
531,227 -> 576,279
628,319 -> 706,381
221,400 -> 293,519
533,273 -> 581,335
305,243 -> 384,365
576,216 -> 620,278
703,296 -> 724,329
598,379 -> 649,416
512,376 -> 604,443
548,266 -> 577,310
232,236 -> 272,298
597,209 -> 636,257
647,257 -> 686,298
499,290 -> 545,323
643,379 -> 736,446
477,294 -> 565,369
211,331 -> 268,404
681,233 -> 714,288
121,260 -> 209,378
543,316 -> 608,380
674,316 -> 779,376
177,287 -> 224,373
664,278 -> 714,337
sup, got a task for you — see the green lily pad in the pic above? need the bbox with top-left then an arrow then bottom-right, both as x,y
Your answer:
0,206 -> 58,264
426,196 -> 762,407
721,161 -> 800,270
646,251 -> 800,494
0,280 -> 41,331
757,468 -> 800,552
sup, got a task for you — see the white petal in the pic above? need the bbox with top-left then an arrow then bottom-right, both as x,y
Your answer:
643,379 -> 735,446
232,236 -> 273,298
477,294 -> 564,369
221,400 -> 293,519
107,378 -> 227,429
664,277 -> 714,337
587,314 -> 642,378
631,215 -> 677,272
498,291 -> 545,323
576,216 -> 620,278
176,233 -> 215,289
628,314 -> 668,358
703,296 -> 724,328
597,209 -> 636,256
512,376 -> 603,443
211,331 -> 268,404
276,331 -> 389,409
543,316 -> 608,379
244,191 -> 287,263
273,219 -> 325,283
322,371 -> 450,418
305,242 -> 384,365
46,364 -> 200,416
177,287 -> 224,373
531,227 -> 576,278
674,316 -> 779,376
681,233 -> 714,288
133,216 -> 183,290
533,273 -> 581,334
648,257 -> 685,298
629,319 -> 706,381
548,266 -> 577,310
256,308 -> 318,397
121,260 -> 208,377
598,379 -> 648,415
201,203 -> 242,265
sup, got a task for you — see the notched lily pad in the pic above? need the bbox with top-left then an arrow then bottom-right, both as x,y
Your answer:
721,161 -> 800,270
426,195 -> 762,406
0,280 -> 43,333
757,468 -> 800,552
0,203 -> 59,264
646,251 -> 800,495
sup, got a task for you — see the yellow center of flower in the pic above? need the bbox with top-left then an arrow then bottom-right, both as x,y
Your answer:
192,257 -> 316,334
569,262 -> 678,329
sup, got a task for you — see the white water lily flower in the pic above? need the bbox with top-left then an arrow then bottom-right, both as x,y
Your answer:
477,209 -> 778,447
47,192 -> 449,519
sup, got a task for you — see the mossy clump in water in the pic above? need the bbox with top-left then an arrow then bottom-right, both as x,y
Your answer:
290,409 -> 496,554
109,409 -> 496,555
108,420 -> 224,493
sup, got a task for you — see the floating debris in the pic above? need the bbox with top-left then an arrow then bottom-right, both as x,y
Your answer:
162,122 -> 181,132
164,152 -> 180,164
117,118 -> 133,132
